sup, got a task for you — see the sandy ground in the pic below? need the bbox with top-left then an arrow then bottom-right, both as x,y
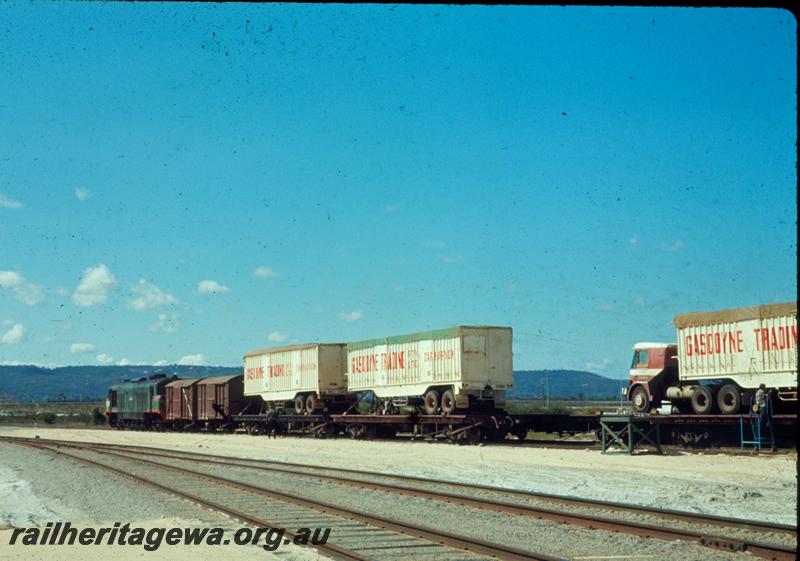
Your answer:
0,440 -> 332,561
1,426 -> 795,526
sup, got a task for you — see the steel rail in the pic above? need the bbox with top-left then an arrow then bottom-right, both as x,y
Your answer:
79,442 -> 798,561
23,435 -> 789,535
14,440 -> 366,561
15,439 -> 561,561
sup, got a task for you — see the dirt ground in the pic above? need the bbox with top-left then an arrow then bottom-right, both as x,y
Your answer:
1,426 -> 795,527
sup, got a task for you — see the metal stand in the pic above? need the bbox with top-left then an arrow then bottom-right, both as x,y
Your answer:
740,395 -> 775,452
600,415 -> 663,454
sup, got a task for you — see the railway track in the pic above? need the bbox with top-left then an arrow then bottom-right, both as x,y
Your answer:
8,437 -> 560,561
3,436 -> 795,561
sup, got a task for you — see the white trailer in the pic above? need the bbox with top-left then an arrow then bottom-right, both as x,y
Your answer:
347,326 -> 514,414
243,343 -> 351,414
627,302 -> 797,414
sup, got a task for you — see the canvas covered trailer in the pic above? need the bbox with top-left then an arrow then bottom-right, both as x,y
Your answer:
243,343 -> 350,414
347,325 -> 514,414
628,302 -> 797,414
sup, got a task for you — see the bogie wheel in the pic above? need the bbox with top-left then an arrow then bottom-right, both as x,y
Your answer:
630,386 -> 651,413
691,386 -> 715,415
440,389 -> 457,415
717,384 -> 741,415
294,395 -> 306,415
423,390 -> 440,415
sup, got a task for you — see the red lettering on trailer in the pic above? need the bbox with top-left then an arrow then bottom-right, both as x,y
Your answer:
380,351 -> 405,370
688,330 -> 744,356
352,354 -> 379,373
268,364 -> 286,378
246,367 -> 264,380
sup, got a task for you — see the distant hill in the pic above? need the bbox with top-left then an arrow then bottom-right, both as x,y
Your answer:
0,365 -> 627,403
509,370 -> 627,400
0,365 -> 238,402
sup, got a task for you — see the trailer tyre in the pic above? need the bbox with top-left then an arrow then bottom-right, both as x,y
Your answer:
423,390 -> 440,415
306,394 -> 320,413
294,395 -> 306,415
631,386 -> 651,413
691,386 -> 714,415
441,390 -> 456,414
717,384 -> 741,415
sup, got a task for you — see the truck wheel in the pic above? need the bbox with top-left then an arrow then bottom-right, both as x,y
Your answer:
717,384 -> 741,415
440,390 -> 456,415
306,394 -> 321,413
691,386 -> 714,415
631,386 -> 651,413
423,390 -> 439,415
294,395 -> 306,415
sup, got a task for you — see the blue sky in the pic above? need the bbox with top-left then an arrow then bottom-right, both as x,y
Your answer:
0,4 -> 796,377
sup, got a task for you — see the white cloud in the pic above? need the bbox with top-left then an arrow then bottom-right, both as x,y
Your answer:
177,353 -> 206,365
117,358 -> 132,366
69,343 -> 95,354
74,188 -> 90,202
2,319 -> 12,326
128,279 -> 178,310
1,324 -> 26,345
0,270 -> 45,306
268,331 -> 287,342
149,313 -> 178,333
73,264 -> 116,307
254,266 -> 278,278
660,240 -> 685,252
196,280 -> 230,294
585,358 -> 611,372
339,309 -> 363,323
0,194 -> 23,209
153,359 -> 169,367
96,353 -> 113,365
439,254 -> 463,264
629,234 -> 638,248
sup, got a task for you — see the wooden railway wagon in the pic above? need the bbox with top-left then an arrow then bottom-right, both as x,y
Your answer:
196,374 -> 256,430
165,378 -> 200,429
106,374 -> 177,429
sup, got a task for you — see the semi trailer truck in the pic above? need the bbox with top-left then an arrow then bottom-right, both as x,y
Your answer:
627,302 -> 797,414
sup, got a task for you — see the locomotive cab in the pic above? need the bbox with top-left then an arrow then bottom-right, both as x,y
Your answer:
105,386 -> 119,427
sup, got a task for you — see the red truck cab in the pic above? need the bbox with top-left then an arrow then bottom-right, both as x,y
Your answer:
626,343 -> 679,412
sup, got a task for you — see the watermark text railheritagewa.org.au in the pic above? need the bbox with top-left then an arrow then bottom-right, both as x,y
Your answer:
8,522 -> 331,551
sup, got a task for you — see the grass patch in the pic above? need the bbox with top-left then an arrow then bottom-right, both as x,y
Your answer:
0,402 -> 107,427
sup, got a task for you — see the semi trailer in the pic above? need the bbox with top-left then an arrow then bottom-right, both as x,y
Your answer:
627,302 -> 797,414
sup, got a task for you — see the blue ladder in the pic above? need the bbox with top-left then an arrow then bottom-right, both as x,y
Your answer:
740,394 -> 775,451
